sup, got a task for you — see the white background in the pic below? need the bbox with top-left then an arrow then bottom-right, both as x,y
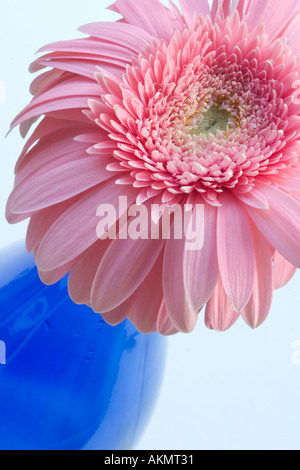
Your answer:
1,0 -> 300,450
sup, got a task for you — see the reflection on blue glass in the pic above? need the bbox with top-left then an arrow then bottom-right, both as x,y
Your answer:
0,242 -> 167,450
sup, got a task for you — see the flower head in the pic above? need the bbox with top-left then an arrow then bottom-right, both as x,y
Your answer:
6,0 -> 300,334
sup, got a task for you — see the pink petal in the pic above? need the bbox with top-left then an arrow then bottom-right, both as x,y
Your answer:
205,278 -> 240,331
91,234 -> 165,313
241,226 -> 273,329
245,0 -> 300,42
179,0 -> 211,24
11,77 -> 101,131
68,240 -> 111,305
235,189 -> 269,209
5,207 -> 34,225
273,251 -> 297,289
30,69 -> 65,95
163,223 -> 198,333
156,301 -> 179,336
235,0 -> 251,17
166,1 -> 186,27
211,0 -> 231,19
128,253 -> 164,334
36,181 -> 136,271
38,260 -> 76,286
11,157 -> 113,214
16,118 -> 96,171
111,0 -> 175,41
100,301 -> 129,327
278,11 -> 300,58
12,97 -> 91,133
183,202 -> 219,310
15,132 -> 91,185
246,184 -> 300,268
38,39 -> 133,63
217,191 -> 255,312
78,22 -> 153,53
37,58 -> 123,81
26,198 -> 77,252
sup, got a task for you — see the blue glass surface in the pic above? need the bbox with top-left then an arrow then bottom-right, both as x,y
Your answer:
0,242 -> 167,450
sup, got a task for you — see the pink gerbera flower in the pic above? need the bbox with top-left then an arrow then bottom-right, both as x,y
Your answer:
6,0 -> 300,334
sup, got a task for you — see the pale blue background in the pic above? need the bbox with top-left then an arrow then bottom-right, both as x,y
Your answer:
0,0 -> 300,450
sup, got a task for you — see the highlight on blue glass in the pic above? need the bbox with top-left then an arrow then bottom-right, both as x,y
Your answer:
0,242 -> 167,450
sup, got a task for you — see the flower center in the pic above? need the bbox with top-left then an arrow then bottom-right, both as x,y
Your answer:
97,13 -> 300,206
187,106 -> 232,137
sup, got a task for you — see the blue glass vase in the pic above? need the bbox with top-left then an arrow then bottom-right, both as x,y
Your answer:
0,242 -> 167,450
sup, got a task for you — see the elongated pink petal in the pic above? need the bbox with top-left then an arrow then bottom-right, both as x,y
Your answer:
184,202 -> 219,310
211,0 -> 231,20
247,184 -> 300,268
21,77 -> 101,110
11,77 -> 101,131
128,254 -> 164,334
242,226 -> 273,329
235,0 -> 250,17
12,98 -> 91,133
111,0 -> 177,40
179,0 -> 210,24
235,190 -> 269,209
16,119 -> 96,171
68,239 -> 111,304
38,39 -> 134,63
78,22 -> 153,53
36,182 -> 137,271
245,0 -> 300,42
30,69 -> 65,95
100,305 -> 129,326
217,192 -> 255,311
168,0 -> 186,26
273,251 -> 297,289
91,234 -> 165,313
26,198 -> 77,252
205,278 -> 240,331
15,136 -> 90,186
38,260 -> 76,286
163,222 -> 198,333
278,11 -> 300,58
11,157 -> 113,214
5,207 -> 34,225
37,59 -> 123,81
156,301 -> 179,336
